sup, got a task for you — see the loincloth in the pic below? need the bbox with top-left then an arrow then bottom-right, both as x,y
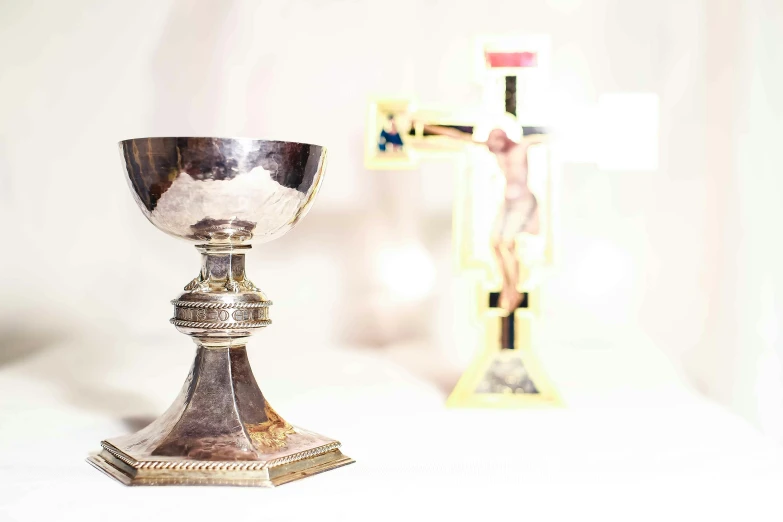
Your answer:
491,194 -> 537,242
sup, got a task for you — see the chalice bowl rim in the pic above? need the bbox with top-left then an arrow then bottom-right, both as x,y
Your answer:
118,135 -> 324,148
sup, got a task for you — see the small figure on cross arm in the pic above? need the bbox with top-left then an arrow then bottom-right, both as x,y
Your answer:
378,114 -> 405,153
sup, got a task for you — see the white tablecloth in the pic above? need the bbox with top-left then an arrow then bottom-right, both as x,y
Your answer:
1,336 -> 782,522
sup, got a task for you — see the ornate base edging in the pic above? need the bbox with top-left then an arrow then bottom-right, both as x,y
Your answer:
88,439 -> 352,487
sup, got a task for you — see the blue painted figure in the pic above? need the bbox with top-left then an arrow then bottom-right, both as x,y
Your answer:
378,115 -> 404,152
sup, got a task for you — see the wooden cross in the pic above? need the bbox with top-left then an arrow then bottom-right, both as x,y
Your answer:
411,74 -> 544,351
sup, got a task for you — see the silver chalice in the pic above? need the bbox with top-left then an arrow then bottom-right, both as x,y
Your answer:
87,137 -> 353,486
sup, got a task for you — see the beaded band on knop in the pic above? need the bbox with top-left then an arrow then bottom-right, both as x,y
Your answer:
170,319 -> 272,329
170,300 -> 272,308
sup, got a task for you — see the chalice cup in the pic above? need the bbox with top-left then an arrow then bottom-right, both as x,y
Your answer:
87,137 -> 353,487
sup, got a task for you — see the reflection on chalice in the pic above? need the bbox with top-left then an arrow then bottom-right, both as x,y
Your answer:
87,137 -> 353,486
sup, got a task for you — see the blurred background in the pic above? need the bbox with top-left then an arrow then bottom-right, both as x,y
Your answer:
1,0 -> 783,477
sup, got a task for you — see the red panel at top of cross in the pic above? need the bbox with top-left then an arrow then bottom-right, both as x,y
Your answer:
484,51 -> 538,68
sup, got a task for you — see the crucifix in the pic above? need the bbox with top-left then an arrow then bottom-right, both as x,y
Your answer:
366,35 -> 658,407
402,35 -> 561,407
412,79 -> 541,345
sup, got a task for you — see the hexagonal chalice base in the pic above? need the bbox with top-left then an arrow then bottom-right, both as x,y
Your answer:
88,137 -> 352,486
88,345 -> 353,487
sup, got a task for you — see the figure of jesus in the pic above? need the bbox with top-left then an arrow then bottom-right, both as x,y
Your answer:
419,123 -> 546,314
